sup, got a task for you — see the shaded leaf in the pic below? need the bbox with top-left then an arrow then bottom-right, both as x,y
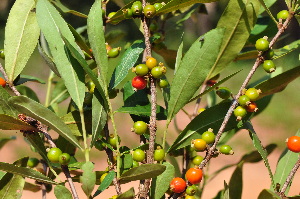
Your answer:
54,185 -> 73,199
258,189 -> 280,199
4,0 -> 40,82
8,96 -> 82,150
167,28 -> 225,122
248,16 -> 277,44
51,0 -> 88,18
68,24 -> 92,57
116,104 -> 167,120
117,187 -> 135,199
240,144 -> 277,163
16,85 -> 40,103
229,162 -> 243,199
273,40 -> 300,59
0,114 -> 38,131
80,162 -> 96,197
93,171 -> 115,197
14,75 -> 46,85
120,164 -> 166,183
50,79 -> 69,105
23,182 -> 41,192
0,172 -> 24,199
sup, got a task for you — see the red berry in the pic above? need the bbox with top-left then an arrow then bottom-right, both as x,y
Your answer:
0,77 -> 6,88
186,167 -> 203,184
170,177 -> 186,193
132,76 -> 147,90
287,136 -> 300,152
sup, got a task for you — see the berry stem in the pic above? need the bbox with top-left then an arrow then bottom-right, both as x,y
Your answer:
61,165 -> 79,199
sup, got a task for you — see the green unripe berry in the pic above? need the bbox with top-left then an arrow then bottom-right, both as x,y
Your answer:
154,148 -> 165,162
143,5 -> 156,18
186,185 -> 197,196
0,49 -> 4,59
219,145 -> 233,155
153,3 -> 163,10
234,106 -> 247,120
132,121 -> 148,135
277,10 -> 289,20
201,130 -> 215,144
263,60 -> 276,73
58,153 -> 71,165
135,64 -> 149,76
245,88 -> 261,101
107,47 -> 121,58
216,87 -> 231,99
132,149 -> 145,162
27,158 -> 39,168
47,147 -> 63,163
238,95 -> 251,106
151,66 -> 163,79
158,79 -> 168,88
255,38 -> 269,51
123,8 -> 133,19
131,1 -> 143,15
109,134 -> 120,149
265,49 -> 274,59
192,155 -> 204,166
86,80 -> 95,94
149,22 -> 158,32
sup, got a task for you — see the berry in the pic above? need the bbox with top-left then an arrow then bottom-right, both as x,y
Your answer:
107,47 -> 120,58
146,57 -> 158,69
132,149 -> 145,162
135,64 -> 149,76
263,60 -> 276,73
186,167 -> 203,184
107,12 -> 116,19
153,3 -> 163,10
154,148 -> 165,162
219,145 -> 233,155
197,108 -> 206,114
170,177 -> 186,193
47,147 -> 63,163
255,38 -> 269,51
185,185 -> 197,196
206,80 -> 217,86
58,153 -> 71,165
132,160 -> 139,168
185,196 -> 196,199
277,10 -> 289,20
287,136 -> 300,152
84,92 -> 93,106
109,134 -> 119,149
238,95 -> 251,106
0,77 -> 6,88
192,139 -> 207,151
86,80 -> 95,93
265,49 -> 274,59
246,101 -> 258,112
123,8 -> 133,19
245,88 -> 261,101
0,49 -> 4,59
132,121 -> 148,135
158,79 -> 168,88
234,106 -> 247,120
143,5 -> 156,18
151,66 -> 163,79
202,130 -> 215,144
216,87 -> 231,99
132,76 -> 147,90
192,155 -> 204,166
131,1 -> 143,15
27,158 -> 39,168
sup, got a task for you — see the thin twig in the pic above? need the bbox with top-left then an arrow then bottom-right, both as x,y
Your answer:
61,165 -> 79,199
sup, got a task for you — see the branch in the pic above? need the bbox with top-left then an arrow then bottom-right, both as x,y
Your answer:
61,165 -> 79,199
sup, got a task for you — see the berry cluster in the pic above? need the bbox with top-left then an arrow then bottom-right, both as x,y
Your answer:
131,57 -> 167,90
234,88 -> 261,120
255,38 -> 276,73
47,147 -> 71,165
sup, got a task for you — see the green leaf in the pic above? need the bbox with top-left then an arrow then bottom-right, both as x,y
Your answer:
229,162 -> 243,199
235,50 -> 258,61
23,182 -> 41,192
0,172 -> 24,199
167,101 -> 238,153
8,96 -> 82,150
91,90 -> 108,148
68,24 -> 92,57
240,144 -> 276,163
246,121 -> 275,189
116,104 -> 167,120
16,85 -> 40,102
120,164 -> 166,183
207,0 -> 260,79
87,0 -> 109,85
0,136 -> 16,150
54,185 -> 73,199
152,45 -> 178,69
80,161 -> 96,197
25,132 -> 50,165
255,65 -> 300,100
36,0 -> 85,109
14,75 -> 46,85
248,16 -> 277,44
273,40 -> 300,60
150,162 -> 175,199
273,130 -> 300,193
0,162 -> 58,184
167,28 -> 225,122
109,40 -> 145,90
0,114 -> 38,131
51,0 -> 88,18
50,79 -> 69,105
93,171 -> 115,197
174,41 -> 183,74
257,0 -> 277,24
258,189 -> 281,199
0,87 -> 18,117
4,0 -> 40,82
117,187 -> 135,199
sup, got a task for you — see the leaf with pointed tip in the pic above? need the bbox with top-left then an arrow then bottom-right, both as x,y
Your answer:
4,0 -> 40,82
8,96 -> 82,150
258,189 -> 280,199
14,75 -> 46,85
51,0 -> 87,18
109,40 -> 145,90
207,0 -> 260,79
36,0 -> 85,109
93,171 -> 115,197
80,162 -> 96,197
167,28 -> 225,122
240,144 -> 276,163
229,163 -> 243,199
54,185 -> 73,199
120,164 -> 166,183
16,85 -> 40,102
0,114 -> 38,131
0,162 -> 58,184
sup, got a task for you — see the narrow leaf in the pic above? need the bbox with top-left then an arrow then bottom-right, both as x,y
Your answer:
0,172 -> 24,199
54,185 -> 73,199
109,40 -> 145,89
8,96 -> 82,150
80,162 -> 96,197
258,189 -> 281,199
4,0 -> 40,82
14,74 -> 46,85
93,171 -> 115,197
0,162 -> 58,184
229,163 -> 243,199
51,0 -> 88,18
167,28 -> 225,121
240,144 -> 276,163
174,41 -> 183,74
25,132 -> 49,165
207,0 -> 260,79
0,87 -> 18,117
273,40 -> 300,60
16,85 -> 40,102
0,114 -> 38,131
